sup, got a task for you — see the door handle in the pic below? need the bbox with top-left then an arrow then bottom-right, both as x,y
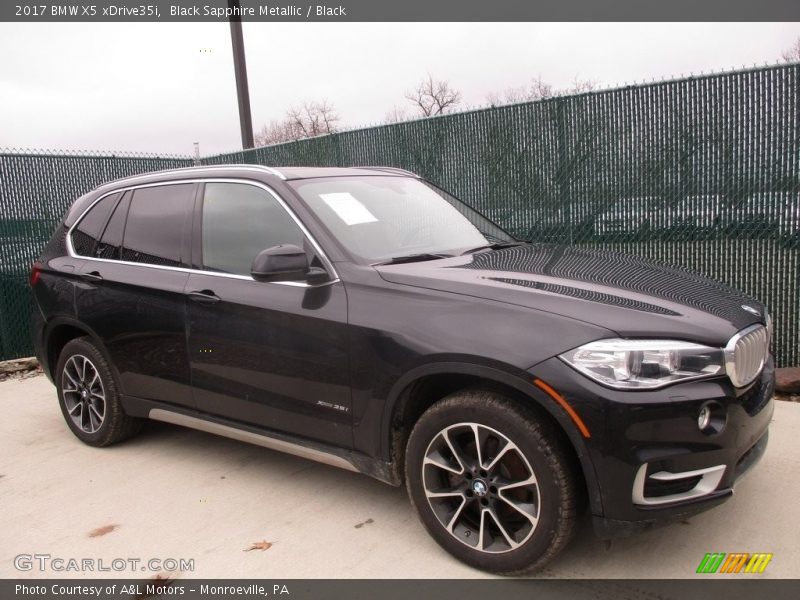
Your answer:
80,271 -> 103,282
188,289 -> 220,304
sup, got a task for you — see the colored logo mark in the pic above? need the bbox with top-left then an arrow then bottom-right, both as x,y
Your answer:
696,552 -> 773,574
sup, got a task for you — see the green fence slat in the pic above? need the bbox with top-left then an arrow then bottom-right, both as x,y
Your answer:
0,152 -> 193,360
1,64 -> 798,366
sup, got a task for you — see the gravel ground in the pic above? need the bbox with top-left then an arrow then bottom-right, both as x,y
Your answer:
1,373 -> 798,579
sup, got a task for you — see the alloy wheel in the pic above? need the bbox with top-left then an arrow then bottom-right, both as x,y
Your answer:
61,354 -> 106,434
422,422 -> 540,553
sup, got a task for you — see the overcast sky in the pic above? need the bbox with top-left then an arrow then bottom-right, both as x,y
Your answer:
0,22 -> 798,157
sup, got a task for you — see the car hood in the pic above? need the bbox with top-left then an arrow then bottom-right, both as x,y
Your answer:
375,243 -> 766,346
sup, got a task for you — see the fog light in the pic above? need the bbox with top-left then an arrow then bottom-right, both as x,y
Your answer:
697,401 -> 726,435
698,405 -> 712,430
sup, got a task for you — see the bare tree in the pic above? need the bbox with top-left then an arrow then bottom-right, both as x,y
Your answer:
568,76 -> 597,94
782,36 -> 800,62
486,75 -> 596,106
405,74 -> 462,117
287,99 -> 339,138
254,120 -> 296,146
487,76 -> 555,105
487,86 -> 525,106
254,100 -> 339,147
384,105 -> 409,124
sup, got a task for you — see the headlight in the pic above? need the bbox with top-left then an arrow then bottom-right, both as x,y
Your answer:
765,311 -> 773,347
559,339 -> 725,390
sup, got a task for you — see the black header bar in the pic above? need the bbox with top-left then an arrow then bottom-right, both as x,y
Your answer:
3,579 -> 800,600
2,0 -> 800,22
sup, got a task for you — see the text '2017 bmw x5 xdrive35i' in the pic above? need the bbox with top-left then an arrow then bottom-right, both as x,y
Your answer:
31,165 -> 774,574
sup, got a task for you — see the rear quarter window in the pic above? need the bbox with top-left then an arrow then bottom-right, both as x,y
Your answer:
71,193 -> 120,257
94,191 -> 131,260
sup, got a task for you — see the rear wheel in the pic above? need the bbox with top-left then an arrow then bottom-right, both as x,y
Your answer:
405,389 -> 578,574
55,337 -> 143,446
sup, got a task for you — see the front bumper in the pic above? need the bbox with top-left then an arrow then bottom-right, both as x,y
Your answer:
531,355 -> 775,538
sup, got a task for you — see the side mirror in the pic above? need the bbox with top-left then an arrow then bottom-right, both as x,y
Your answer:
251,244 -> 310,283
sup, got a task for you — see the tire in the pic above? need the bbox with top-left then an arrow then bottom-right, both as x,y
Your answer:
405,389 -> 578,575
55,337 -> 143,446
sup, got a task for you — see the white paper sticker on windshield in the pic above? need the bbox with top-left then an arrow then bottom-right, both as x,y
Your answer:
320,193 -> 378,226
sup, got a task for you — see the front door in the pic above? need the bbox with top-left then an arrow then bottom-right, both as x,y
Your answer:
186,181 -> 351,448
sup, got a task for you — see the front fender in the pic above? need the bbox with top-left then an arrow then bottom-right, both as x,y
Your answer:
378,359 -> 603,516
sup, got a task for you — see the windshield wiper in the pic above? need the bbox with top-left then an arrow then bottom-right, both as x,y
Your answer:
375,253 -> 453,266
460,241 -> 526,255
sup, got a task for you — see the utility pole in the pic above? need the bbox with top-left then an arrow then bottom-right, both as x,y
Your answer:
228,0 -> 254,149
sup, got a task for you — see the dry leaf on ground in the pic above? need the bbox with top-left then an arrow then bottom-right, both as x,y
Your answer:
88,524 -> 117,538
244,540 -> 274,552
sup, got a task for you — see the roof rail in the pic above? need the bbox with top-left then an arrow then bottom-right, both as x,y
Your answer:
100,164 -> 287,188
180,164 -> 287,180
357,166 -> 418,177
259,166 -> 287,180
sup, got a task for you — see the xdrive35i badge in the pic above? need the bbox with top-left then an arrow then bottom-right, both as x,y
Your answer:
741,305 -> 761,317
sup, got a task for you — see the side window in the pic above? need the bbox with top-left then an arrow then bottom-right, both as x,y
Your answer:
71,193 -> 120,256
95,191 -> 131,260
120,184 -> 194,267
201,183 -> 305,276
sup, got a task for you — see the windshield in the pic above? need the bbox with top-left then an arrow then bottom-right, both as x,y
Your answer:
289,176 -> 514,263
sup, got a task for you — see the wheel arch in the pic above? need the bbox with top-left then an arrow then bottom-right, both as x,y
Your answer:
43,318 -> 114,383
382,361 -> 603,516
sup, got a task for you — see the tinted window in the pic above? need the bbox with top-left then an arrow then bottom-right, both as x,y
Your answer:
202,183 -> 305,276
71,193 -> 120,256
120,184 -> 194,267
95,191 -> 131,260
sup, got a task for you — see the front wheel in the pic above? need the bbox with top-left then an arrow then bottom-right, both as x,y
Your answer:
405,390 -> 579,575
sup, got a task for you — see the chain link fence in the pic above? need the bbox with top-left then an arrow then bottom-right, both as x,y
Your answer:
0,151 -> 193,359
1,64 -> 798,365
204,64 -> 800,367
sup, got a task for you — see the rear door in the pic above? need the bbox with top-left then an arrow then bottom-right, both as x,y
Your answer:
74,182 -> 196,409
185,181 -> 351,447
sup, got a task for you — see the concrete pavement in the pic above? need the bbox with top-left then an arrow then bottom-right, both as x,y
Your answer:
1,375 -> 797,579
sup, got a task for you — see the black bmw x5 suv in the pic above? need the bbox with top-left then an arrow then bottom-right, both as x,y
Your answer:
31,165 -> 773,574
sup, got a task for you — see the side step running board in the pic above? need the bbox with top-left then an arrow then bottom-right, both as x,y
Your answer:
149,408 -> 359,473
